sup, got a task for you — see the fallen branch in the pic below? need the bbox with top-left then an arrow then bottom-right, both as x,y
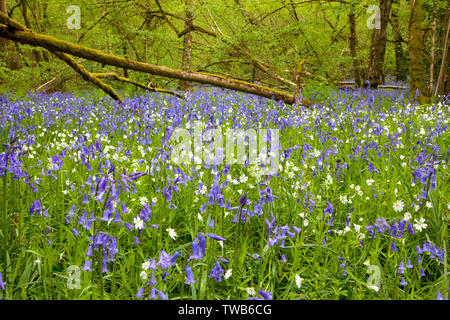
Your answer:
0,13 -> 123,103
51,51 -> 124,103
0,13 -> 311,106
92,72 -> 183,98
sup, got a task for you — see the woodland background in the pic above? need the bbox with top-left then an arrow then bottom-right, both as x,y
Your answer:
0,0 -> 449,103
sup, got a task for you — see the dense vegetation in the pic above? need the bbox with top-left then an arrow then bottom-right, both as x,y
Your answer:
0,0 -> 449,301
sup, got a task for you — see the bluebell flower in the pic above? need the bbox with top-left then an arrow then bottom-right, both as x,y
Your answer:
419,268 -> 425,277
239,192 -> 248,209
148,259 -> 157,270
136,287 -> 144,299
188,239 -> 204,261
184,265 -> 198,285
292,226 -> 301,234
149,286 -> 157,300
157,250 -> 179,269
157,290 -> 168,300
391,241 -> 398,251
416,245 -> 423,254
399,277 -> 407,286
206,233 -> 227,242
209,261 -> 224,282
406,259 -> 413,269
407,221 -> 415,234
258,289 -> 272,300
398,261 -> 406,274
124,222 -> 133,231
149,274 -> 157,286
0,272 -> 5,291
83,260 -> 92,272
198,235 -> 206,255
324,201 -> 333,215
30,199 -> 42,215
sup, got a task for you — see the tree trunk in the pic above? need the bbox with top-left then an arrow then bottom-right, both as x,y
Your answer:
428,0 -> 437,95
0,13 -> 311,106
178,0 -> 193,91
391,0 -> 408,82
348,7 -> 361,86
0,0 -> 21,70
445,56 -> 450,95
366,0 -> 392,87
408,0 -> 429,104
435,4 -> 450,97
21,0 -> 42,63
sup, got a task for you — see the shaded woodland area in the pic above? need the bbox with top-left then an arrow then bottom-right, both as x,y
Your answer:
1,0 -> 449,104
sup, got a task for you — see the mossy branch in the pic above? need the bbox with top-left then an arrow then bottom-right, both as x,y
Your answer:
92,72 -> 183,98
0,12 -> 312,106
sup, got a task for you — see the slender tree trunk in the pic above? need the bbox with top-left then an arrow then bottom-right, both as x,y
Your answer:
408,0 -> 429,104
435,5 -> 450,97
348,7 -> 361,86
366,0 -> 393,87
429,0 -> 437,94
445,56 -> 450,95
178,0 -> 193,91
41,0 -> 49,62
391,0 -> 408,82
21,0 -> 42,63
0,0 -> 21,70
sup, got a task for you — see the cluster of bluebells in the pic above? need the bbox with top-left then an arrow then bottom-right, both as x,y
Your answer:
0,87 -> 448,300
136,250 -> 180,300
365,217 -> 415,241
83,232 -> 118,273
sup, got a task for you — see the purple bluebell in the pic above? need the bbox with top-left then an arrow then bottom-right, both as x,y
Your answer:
0,272 -> 5,291
156,250 -> 179,270
184,265 -> 198,285
188,239 -> 204,261
149,274 -> 157,286
157,290 -> 168,300
206,233 -> 227,242
29,199 -> 42,215
399,277 -> 407,286
83,260 -> 92,272
136,287 -> 144,299
209,261 -> 224,282
398,261 -> 406,275
258,289 -> 272,300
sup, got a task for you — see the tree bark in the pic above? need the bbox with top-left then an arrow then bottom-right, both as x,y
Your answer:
429,0 -> 437,94
20,0 -> 42,63
348,7 -> 361,86
0,12 -> 311,106
391,0 -> 408,82
0,0 -> 21,70
408,0 -> 429,104
366,0 -> 392,87
435,4 -> 450,97
178,0 -> 193,91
